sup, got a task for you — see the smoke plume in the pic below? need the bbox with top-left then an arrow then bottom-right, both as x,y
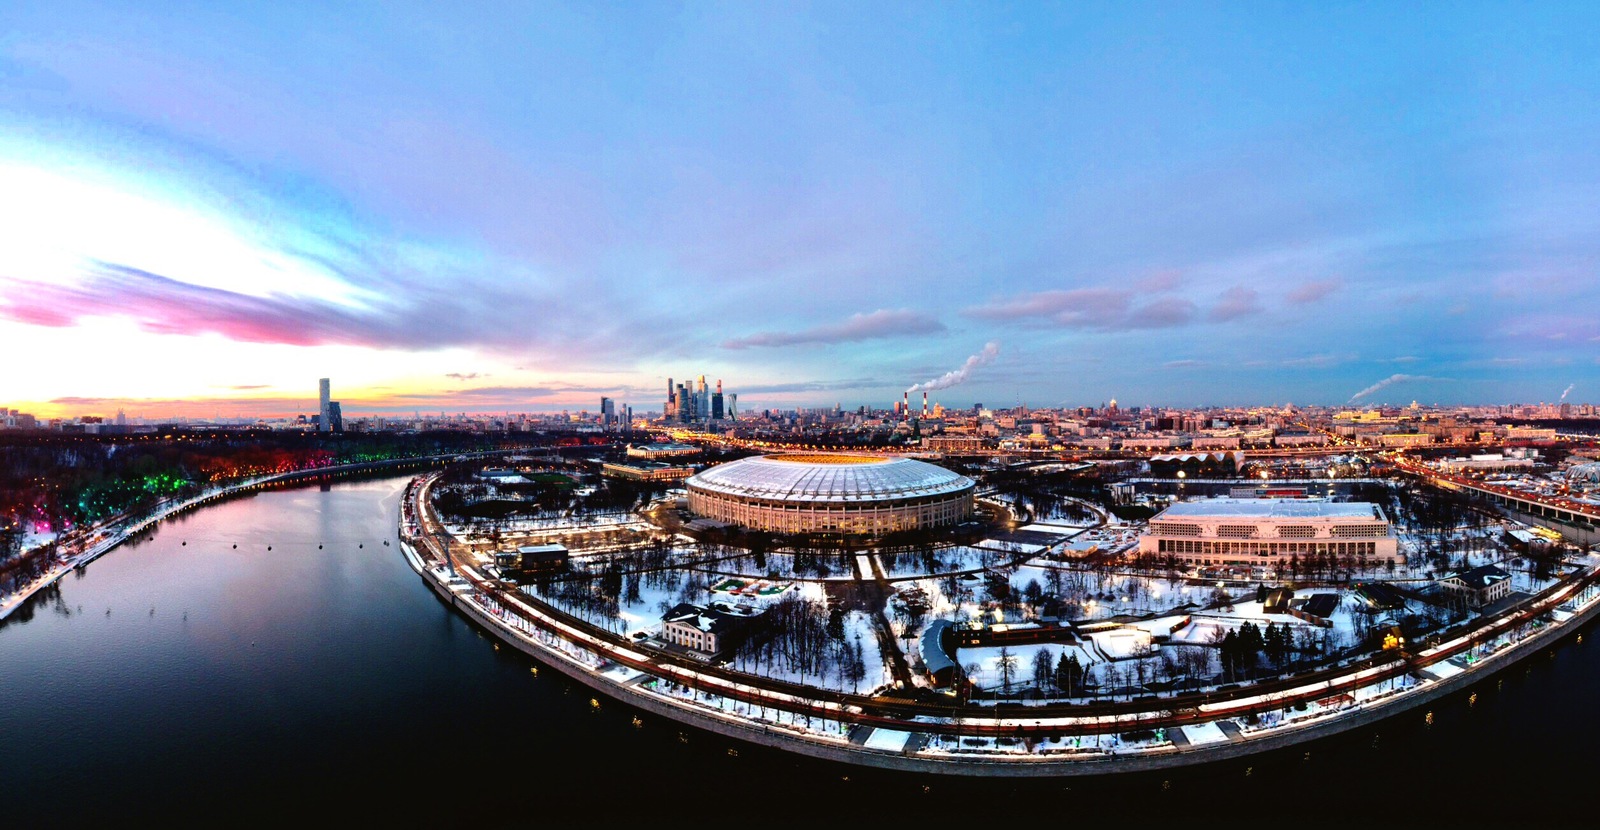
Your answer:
1560,383 -> 1575,401
907,342 -> 1000,393
1348,373 -> 1428,403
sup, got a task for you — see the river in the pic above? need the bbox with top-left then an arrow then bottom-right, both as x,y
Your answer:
2,476 -> 1593,824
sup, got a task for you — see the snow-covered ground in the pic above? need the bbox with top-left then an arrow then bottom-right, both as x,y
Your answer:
957,642 -> 1098,692
873,545 -> 998,579
728,609 -> 891,695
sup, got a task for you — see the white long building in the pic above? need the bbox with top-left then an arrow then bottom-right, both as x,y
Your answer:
1139,498 -> 1399,568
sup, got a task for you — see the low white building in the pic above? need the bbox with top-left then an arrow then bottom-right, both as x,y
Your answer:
627,442 -> 699,459
660,601 -> 762,657
1139,498 -> 1400,568
1439,565 -> 1513,608
1438,454 -> 1536,473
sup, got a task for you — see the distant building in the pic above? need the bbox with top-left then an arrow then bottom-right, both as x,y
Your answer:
1437,454 -> 1535,473
327,401 -> 343,433
626,443 -> 698,459
602,461 -> 694,481
318,378 -> 331,433
492,543 -> 570,577
600,397 -> 616,426
1148,452 -> 1245,478
923,435 -> 990,453
1229,486 -> 1308,499
1379,433 -> 1433,448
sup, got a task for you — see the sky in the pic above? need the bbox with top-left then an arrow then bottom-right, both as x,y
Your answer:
1,2 -> 1598,419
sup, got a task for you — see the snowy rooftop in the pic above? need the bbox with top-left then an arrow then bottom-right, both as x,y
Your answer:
1156,498 -> 1383,520
686,454 -> 973,502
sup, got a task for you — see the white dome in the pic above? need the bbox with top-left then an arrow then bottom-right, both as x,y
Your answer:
686,454 -> 973,503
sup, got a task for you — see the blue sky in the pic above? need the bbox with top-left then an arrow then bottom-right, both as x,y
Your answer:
1,2 -> 1597,416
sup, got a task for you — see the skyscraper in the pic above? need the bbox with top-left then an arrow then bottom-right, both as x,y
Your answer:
600,396 -> 616,426
318,378 -> 331,433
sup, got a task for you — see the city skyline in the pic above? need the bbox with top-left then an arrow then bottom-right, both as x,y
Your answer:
3,3 -> 1600,417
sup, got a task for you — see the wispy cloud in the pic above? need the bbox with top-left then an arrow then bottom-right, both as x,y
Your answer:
1286,278 -> 1343,304
1208,286 -> 1262,322
966,287 -> 1197,331
721,309 -> 943,349
445,372 -> 487,381
1163,359 -> 1204,368
0,260 -> 673,366
738,378 -> 882,395
1283,353 -> 1357,368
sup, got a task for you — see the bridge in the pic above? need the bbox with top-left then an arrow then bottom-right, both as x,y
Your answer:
1395,458 -> 1600,534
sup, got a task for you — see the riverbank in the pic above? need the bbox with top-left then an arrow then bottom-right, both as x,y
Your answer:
0,452 -> 505,622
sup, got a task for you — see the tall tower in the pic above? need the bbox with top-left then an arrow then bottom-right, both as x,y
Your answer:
318,378 -> 331,432
922,391 -> 929,419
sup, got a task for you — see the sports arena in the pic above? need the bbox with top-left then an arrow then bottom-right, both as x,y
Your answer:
684,454 -> 975,535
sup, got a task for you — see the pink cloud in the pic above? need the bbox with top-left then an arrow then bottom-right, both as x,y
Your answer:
966,284 -> 1205,331
0,261 -> 677,365
722,309 -> 944,349
1286,278 -> 1343,304
1208,286 -> 1263,322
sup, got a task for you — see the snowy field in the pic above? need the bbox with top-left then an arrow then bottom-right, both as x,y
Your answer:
957,642 -> 1099,692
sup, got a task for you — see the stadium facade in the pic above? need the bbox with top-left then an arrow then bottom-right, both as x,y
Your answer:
685,454 -> 974,535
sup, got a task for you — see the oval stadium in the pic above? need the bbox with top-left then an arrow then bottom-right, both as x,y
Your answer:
684,454 -> 975,535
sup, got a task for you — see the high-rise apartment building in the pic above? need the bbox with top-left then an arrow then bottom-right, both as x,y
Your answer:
318,378 -> 331,433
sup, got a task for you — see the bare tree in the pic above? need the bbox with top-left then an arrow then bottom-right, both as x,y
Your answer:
997,646 -> 1017,695
1031,648 -> 1055,696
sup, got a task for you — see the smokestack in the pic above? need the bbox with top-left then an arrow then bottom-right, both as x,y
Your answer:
922,391 -> 929,418
903,391 -> 910,419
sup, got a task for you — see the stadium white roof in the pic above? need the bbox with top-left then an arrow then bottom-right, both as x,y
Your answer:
1156,498 -> 1383,520
686,454 -> 973,503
